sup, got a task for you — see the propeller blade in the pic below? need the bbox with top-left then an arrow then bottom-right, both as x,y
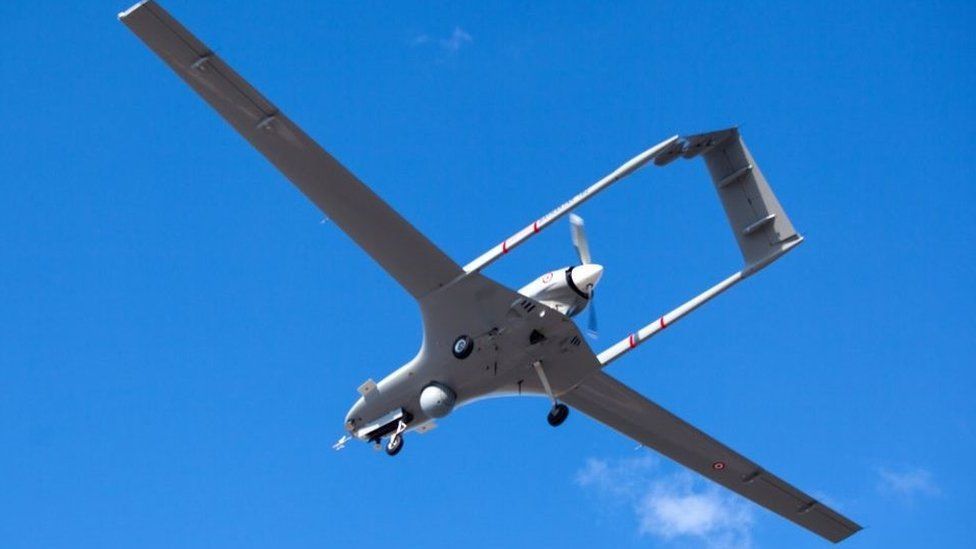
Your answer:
570,213 -> 592,265
586,288 -> 598,338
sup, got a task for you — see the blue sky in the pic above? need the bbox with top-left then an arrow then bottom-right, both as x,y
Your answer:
2,1 -> 974,547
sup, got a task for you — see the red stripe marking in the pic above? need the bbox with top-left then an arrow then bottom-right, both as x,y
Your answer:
502,240 -> 508,254
628,334 -> 636,348
533,221 -> 540,233
659,316 -> 667,329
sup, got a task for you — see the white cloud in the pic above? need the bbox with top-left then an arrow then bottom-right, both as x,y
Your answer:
576,455 -> 754,549
877,467 -> 940,501
440,26 -> 473,52
638,472 -> 754,549
410,27 -> 473,54
576,454 -> 656,498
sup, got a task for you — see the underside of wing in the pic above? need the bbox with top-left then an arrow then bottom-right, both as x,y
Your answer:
562,371 -> 862,543
120,1 -> 462,299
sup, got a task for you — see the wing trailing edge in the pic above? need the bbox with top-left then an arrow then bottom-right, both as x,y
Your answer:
563,371 -> 862,543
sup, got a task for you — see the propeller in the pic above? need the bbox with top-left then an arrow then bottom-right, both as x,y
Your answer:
586,288 -> 598,337
570,214 -> 592,265
570,214 -> 600,338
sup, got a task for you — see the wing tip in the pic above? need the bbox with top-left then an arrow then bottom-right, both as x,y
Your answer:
829,525 -> 863,544
118,0 -> 151,21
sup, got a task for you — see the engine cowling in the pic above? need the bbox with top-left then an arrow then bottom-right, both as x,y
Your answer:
419,383 -> 456,419
517,265 -> 602,317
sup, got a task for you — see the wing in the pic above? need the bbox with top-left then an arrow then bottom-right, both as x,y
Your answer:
562,371 -> 862,543
119,1 -> 462,299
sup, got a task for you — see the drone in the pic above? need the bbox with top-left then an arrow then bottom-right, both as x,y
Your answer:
120,1 -> 861,543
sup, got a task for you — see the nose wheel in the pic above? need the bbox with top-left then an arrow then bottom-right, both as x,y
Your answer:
385,435 -> 404,456
385,419 -> 408,457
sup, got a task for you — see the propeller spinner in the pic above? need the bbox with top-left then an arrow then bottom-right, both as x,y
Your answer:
569,214 -> 602,337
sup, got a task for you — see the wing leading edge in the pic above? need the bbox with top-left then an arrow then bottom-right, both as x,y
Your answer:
119,1 -> 462,299
562,372 -> 861,543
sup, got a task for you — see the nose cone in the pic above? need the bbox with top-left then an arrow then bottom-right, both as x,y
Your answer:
571,263 -> 604,294
344,396 -> 365,432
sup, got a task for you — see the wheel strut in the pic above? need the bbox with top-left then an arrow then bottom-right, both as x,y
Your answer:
532,360 -> 556,406
385,419 -> 408,456
533,360 -> 570,427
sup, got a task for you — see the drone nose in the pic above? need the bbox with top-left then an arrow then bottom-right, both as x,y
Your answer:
344,396 -> 365,432
572,263 -> 604,294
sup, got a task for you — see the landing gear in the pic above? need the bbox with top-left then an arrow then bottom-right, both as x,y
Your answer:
547,403 -> 569,427
385,419 -> 408,457
532,360 -> 570,428
385,435 -> 403,456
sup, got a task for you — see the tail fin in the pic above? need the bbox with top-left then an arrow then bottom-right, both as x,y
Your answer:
684,128 -> 802,268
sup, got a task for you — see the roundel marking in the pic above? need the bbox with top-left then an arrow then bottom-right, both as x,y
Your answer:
712,461 -> 726,471
542,272 -> 554,283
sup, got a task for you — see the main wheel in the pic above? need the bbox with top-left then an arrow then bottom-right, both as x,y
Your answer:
547,403 -> 569,427
385,435 -> 404,456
